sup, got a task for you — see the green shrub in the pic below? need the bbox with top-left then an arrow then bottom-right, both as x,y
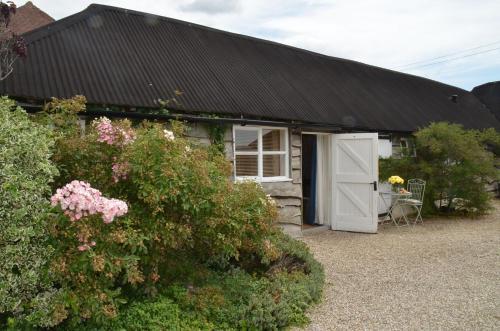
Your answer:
0,97 -> 62,328
107,296 -> 215,331
162,234 -> 324,330
380,122 -> 498,215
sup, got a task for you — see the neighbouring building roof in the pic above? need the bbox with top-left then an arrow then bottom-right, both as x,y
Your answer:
9,1 -> 54,35
0,4 -> 498,132
472,81 -> 500,122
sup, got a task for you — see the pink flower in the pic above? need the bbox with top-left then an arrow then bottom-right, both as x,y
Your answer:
94,117 -> 115,145
112,161 -> 130,183
93,117 -> 135,146
98,197 -> 128,223
120,128 -> 135,145
51,180 -> 128,224
78,245 -> 89,251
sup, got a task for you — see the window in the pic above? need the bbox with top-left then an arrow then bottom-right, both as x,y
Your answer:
233,126 -> 289,181
400,137 -> 416,157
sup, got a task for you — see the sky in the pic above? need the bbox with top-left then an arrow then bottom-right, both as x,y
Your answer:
25,0 -> 500,90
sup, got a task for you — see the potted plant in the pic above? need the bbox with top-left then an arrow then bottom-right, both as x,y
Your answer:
388,175 -> 405,193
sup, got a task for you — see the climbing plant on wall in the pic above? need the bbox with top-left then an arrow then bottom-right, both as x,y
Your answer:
207,115 -> 226,154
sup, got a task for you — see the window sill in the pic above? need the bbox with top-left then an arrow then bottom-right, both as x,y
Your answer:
261,177 -> 293,183
235,176 -> 293,183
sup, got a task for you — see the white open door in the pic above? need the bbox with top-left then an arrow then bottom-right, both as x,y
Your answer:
331,133 -> 378,233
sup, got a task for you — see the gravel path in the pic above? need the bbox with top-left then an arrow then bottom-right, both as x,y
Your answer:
299,201 -> 500,330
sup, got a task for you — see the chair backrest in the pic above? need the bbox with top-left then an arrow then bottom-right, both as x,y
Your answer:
407,179 -> 426,203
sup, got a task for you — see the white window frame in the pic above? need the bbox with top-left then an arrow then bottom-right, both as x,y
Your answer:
233,125 -> 291,182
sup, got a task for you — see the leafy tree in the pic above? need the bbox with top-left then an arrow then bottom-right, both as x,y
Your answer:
0,1 -> 27,80
475,127 -> 500,171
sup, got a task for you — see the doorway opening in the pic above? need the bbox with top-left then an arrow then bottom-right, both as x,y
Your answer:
302,133 -> 332,229
302,134 -> 317,227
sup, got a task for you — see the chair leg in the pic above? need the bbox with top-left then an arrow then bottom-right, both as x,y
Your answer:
390,208 -> 399,227
415,205 -> 423,223
411,205 -> 417,225
402,206 -> 410,226
406,204 -> 422,225
397,204 -> 410,226
388,205 -> 401,227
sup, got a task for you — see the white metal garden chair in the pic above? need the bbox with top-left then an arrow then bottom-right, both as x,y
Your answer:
399,179 -> 426,224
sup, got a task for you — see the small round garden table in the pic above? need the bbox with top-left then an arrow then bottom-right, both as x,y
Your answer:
386,191 -> 412,226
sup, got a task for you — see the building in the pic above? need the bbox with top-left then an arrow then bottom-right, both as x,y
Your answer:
9,1 -> 54,35
1,4 -> 498,235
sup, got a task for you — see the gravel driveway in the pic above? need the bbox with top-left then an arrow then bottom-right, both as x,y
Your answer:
300,201 -> 500,330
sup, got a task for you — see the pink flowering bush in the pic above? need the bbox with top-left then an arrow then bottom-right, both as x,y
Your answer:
49,113 -> 279,327
47,179 -> 132,324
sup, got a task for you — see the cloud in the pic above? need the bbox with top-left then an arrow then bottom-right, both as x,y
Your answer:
179,0 -> 241,14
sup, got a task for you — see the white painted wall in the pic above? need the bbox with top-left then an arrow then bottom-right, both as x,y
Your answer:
378,138 -> 392,214
378,138 -> 392,159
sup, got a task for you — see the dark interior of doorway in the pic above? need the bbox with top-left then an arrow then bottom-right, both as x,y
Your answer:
302,134 -> 319,226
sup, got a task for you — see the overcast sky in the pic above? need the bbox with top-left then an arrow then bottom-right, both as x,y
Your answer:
26,0 -> 500,90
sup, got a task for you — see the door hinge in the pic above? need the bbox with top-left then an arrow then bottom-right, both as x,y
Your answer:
372,181 -> 378,191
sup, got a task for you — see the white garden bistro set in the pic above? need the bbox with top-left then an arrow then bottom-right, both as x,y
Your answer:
380,177 -> 426,226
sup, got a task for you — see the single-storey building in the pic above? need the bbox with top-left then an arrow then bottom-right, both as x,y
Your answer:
1,4 -> 498,235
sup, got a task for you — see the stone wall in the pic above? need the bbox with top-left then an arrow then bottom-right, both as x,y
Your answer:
261,130 -> 303,236
185,122 -> 234,162
185,123 -> 303,235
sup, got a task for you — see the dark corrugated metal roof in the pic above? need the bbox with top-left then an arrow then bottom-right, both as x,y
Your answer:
1,4 -> 498,131
472,81 -> 500,122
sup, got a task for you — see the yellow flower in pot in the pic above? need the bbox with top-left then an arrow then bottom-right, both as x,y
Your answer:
388,175 -> 405,192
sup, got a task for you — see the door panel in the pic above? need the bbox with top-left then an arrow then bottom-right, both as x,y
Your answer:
331,133 -> 378,233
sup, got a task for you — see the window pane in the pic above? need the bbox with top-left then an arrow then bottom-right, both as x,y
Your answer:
262,129 -> 285,151
263,154 -> 286,177
235,155 -> 258,177
235,129 -> 258,151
